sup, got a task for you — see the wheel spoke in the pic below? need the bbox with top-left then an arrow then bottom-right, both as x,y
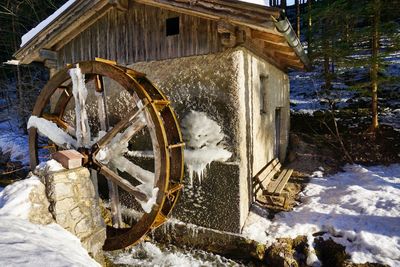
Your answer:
94,101 -> 148,149
42,113 -> 76,137
99,165 -> 148,202
27,116 -> 77,149
110,156 -> 155,185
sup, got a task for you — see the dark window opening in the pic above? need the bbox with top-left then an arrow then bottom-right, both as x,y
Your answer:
275,108 -> 282,159
166,17 -> 180,36
260,75 -> 268,114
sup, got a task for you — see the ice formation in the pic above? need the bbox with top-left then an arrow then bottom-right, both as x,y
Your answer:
95,114 -> 157,213
27,116 -> 77,149
181,110 -> 232,185
70,66 -> 91,147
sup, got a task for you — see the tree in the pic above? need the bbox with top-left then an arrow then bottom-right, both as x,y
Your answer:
295,0 -> 301,38
0,0 -> 66,130
308,0 -> 400,131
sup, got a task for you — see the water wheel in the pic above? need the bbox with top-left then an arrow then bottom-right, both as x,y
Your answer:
28,59 -> 184,250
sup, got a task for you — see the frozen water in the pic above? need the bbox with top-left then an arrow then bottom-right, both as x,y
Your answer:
106,241 -> 241,267
27,116 -> 77,149
70,67 -> 91,147
181,110 -> 232,184
243,164 -> 400,266
95,114 -> 157,213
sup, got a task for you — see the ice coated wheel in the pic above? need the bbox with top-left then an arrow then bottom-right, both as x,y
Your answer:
28,59 -> 184,250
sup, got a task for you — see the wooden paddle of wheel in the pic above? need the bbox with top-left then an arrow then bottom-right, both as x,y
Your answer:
28,59 -> 184,250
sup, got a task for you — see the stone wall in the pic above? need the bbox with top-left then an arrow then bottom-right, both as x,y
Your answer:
128,47 -> 290,232
238,49 -> 290,203
32,165 -> 106,263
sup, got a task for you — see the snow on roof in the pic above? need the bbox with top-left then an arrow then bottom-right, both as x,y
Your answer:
20,0 -> 76,47
239,0 -> 268,6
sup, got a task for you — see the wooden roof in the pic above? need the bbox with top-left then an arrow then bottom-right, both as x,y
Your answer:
14,0 -> 309,70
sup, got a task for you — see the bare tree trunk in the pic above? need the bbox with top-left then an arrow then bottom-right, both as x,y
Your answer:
370,0 -> 380,131
11,5 -> 26,130
281,0 -> 287,11
296,0 -> 301,37
307,0 -> 313,62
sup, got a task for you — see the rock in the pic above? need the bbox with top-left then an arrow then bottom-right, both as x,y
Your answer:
28,174 -> 54,225
265,238 -> 299,267
36,167 -> 106,264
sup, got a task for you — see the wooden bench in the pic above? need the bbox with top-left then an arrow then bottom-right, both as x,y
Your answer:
253,158 -> 293,209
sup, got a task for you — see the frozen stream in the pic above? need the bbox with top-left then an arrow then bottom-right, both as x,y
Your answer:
105,242 -> 243,267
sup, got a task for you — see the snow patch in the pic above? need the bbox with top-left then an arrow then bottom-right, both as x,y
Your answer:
181,111 -> 232,185
0,218 -> 100,267
20,0 -> 77,47
0,167 -> 99,266
0,176 -> 40,219
27,116 -> 77,149
243,164 -> 400,266
38,159 -> 65,173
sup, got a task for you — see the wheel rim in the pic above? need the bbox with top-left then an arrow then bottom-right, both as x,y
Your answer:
28,60 -> 184,250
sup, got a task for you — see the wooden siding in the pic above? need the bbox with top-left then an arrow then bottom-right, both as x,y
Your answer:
57,3 -> 222,68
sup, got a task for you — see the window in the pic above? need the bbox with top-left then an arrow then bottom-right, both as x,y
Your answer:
259,75 -> 268,114
275,108 -> 282,159
166,17 -> 180,36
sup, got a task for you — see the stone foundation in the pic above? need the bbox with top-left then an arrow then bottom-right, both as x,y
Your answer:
33,166 -> 106,264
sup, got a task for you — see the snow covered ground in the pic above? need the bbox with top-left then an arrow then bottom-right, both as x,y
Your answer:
243,164 -> 400,267
289,51 -> 400,130
0,177 -> 100,267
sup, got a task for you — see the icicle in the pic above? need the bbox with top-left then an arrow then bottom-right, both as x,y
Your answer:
181,110 -> 232,185
69,66 -> 91,147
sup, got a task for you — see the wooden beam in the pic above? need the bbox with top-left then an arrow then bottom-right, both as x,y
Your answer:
274,51 -> 298,61
133,0 -> 277,33
243,40 -> 287,72
277,56 -> 304,70
264,41 -> 293,53
251,29 -> 286,44
14,0 -> 111,64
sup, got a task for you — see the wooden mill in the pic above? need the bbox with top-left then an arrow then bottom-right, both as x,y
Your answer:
14,0 -> 309,249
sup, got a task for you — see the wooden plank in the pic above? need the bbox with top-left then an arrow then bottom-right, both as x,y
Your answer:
100,165 -> 148,201
251,29 -> 286,44
264,41 -> 293,53
260,163 -> 280,190
274,168 -> 293,195
265,168 -> 292,196
253,159 -> 280,197
266,169 -> 288,194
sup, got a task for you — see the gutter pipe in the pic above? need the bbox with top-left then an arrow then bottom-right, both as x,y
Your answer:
272,13 -> 311,70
